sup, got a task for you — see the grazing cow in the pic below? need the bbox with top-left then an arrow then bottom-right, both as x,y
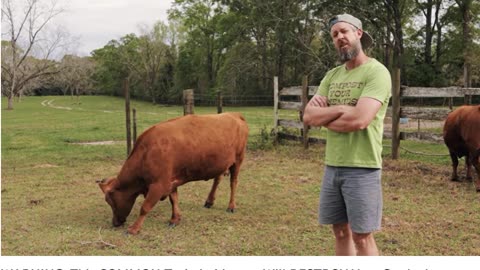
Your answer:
97,112 -> 249,235
443,105 -> 480,191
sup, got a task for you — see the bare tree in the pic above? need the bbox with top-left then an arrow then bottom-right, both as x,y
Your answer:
1,0 -> 67,110
56,55 -> 96,101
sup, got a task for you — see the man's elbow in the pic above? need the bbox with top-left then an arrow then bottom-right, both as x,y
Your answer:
353,118 -> 370,130
303,106 -> 315,125
303,112 -> 312,125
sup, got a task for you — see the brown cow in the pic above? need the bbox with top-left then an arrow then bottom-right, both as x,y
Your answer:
97,112 -> 249,234
443,105 -> 480,191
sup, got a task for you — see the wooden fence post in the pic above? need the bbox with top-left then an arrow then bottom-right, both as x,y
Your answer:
217,90 -> 223,114
183,89 -> 194,115
301,75 -> 309,149
391,68 -> 401,159
273,76 -> 279,144
124,78 -> 132,157
132,108 -> 137,145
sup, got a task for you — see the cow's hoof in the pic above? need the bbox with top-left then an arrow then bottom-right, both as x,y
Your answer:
168,222 -> 177,228
204,202 -> 213,208
451,178 -> 460,182
226,208 -> 235,213
127,226 -> 140,235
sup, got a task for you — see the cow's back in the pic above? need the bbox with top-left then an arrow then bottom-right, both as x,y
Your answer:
129,112 -> 248,183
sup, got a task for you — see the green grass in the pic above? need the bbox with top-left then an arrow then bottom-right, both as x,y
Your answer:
2,96 -> 479,255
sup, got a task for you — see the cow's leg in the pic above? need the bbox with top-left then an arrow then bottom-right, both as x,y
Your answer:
227,161 -> 242,213
471,150 -> 480,192
168,188 -> 182,227
449,151 -> 459,181
127,182 -> 167,235
466,153 -> 473,181
204,175 -> 223,208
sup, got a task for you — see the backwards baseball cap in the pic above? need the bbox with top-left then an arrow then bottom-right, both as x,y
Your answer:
328,13 -> 374,49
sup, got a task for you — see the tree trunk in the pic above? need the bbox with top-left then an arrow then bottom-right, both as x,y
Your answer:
207,36 -> 214,90
386,0 -> 405,159
124,78 -> 132,157
456,0 -> 472,103
7,63 -> 17,110
423,0 -> 434,66
150,86 -> 157,104
7,95 -> 14,110
435,22 -> 442,73
391,67 -> 401,159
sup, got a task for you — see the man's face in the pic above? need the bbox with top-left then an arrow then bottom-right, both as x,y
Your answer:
330,22 -> 362,62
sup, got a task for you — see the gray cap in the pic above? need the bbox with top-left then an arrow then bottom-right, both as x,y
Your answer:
328,14 -> 374,49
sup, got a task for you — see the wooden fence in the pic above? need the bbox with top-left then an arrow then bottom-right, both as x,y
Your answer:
388,86 -> 480,156
273,76 -> 480,157
273,76 -> 320,149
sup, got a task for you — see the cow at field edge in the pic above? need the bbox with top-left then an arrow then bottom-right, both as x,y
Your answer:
443,105 -> 480,191
97,112 -> 249,235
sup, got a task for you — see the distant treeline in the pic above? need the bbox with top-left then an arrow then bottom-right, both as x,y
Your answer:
3,0 -> 480,108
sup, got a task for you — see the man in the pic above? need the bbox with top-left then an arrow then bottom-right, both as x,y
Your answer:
303,14 -> 391,256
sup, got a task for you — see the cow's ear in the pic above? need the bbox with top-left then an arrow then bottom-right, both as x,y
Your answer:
97,178 -> 115,194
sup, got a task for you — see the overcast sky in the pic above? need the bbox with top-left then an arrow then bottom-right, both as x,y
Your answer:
56,0 -> 173,56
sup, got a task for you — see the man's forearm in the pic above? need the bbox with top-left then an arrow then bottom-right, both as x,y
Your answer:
324,105 -> 371,132
303,104 -> 344,127
325,115 -> 362,132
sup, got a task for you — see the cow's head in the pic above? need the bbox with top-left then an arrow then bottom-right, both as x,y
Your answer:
97,177 -> 136,227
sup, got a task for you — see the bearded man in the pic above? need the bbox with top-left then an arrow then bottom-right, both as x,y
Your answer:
303,14 -> 391,256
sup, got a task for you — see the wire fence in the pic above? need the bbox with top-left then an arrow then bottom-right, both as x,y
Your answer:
193,94 -> 274,107
38,95 -> 454,156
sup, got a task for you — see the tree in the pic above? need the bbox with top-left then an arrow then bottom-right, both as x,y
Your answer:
415,0 -> 443,66
91,35 -> 141,97
92,28 -> 176,103
169,0 -> 229,94
137,21 -> 174,104
438,0 -> 480,87
56,55 -> 96,99
91,41 -> 125,96
454,0 -> 474,89
1,0 -> 69,109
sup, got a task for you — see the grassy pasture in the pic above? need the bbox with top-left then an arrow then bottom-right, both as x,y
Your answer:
1,96 -> 479,255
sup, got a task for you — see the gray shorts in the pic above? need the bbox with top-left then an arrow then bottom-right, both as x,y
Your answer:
319,166 -> 383,233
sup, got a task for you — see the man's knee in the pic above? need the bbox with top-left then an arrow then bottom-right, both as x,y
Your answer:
352,232 -> 373,248
332,223 -> 351,240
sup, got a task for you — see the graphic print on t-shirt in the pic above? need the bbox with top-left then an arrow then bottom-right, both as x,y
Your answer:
327,81 -> 365,106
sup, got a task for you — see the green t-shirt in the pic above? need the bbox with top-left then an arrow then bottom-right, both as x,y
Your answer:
317,58 -> 391,168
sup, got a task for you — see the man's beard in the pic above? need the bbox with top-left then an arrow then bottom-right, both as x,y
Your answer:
337,40 -> 361,63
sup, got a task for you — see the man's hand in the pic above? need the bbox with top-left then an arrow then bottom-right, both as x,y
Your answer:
303,95 -> 343,126
308,95 -> 329,107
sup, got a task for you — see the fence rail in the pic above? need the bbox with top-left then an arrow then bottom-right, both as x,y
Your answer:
273,76 -> 313,149
386,106 -> 451,121
401,86 -> 480,97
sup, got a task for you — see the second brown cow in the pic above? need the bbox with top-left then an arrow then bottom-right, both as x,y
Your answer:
98,112 -> 249,234
443,105 -> 480,191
